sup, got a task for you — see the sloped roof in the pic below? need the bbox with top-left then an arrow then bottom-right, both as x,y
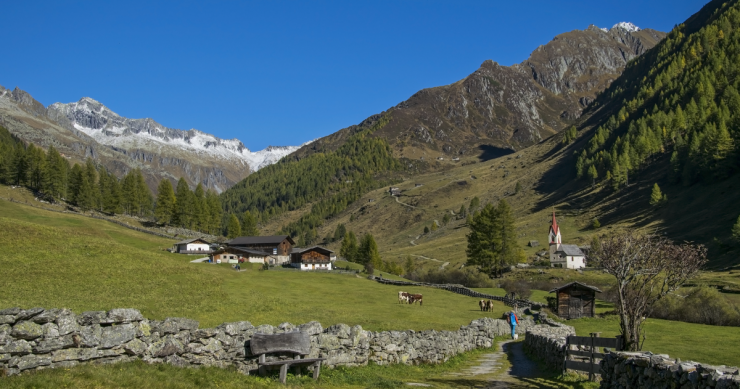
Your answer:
549,281 -> 602,293
175,237 -> 210,245
559,244 -> 584,256
227,235 -> 295,246
550,212 -> 559,235
215,247 -> 269,256
292,246 -> 334,255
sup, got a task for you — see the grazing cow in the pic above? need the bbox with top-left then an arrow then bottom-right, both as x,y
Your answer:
486,300 -> 493,312
408,294 -> 423,306
398,291 -> 407,304
478,300 -> 486,311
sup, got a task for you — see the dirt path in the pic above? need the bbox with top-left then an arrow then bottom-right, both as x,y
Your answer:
409,339 -> 552,388
408,254 -> 449,270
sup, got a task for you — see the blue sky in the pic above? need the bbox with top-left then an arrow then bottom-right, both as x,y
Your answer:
1,1 -> 708,150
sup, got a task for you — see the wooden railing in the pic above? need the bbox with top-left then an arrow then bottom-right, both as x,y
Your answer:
564,333 -> 623,380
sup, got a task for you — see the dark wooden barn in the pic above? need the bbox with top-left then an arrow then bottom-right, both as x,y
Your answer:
549,282 -> 602,319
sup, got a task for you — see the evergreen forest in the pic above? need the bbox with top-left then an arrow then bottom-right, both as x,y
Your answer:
576,1 -> 740,188
220,116 -> 402,245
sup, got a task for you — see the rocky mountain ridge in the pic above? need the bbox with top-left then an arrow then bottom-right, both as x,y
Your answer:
295,22 -> 666,161
0,86 -> 304,192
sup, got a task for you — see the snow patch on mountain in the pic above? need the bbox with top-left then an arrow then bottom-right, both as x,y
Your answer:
612,22 -> 640,32
49,97 -> 306,172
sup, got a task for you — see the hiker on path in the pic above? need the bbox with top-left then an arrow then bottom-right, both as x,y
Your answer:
509,310 -> 519,339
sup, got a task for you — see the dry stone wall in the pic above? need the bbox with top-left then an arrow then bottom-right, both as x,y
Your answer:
523,317 -> 740,389
522,316 -> 575,371
600,352 -> 740,389
0,307 -> 533,377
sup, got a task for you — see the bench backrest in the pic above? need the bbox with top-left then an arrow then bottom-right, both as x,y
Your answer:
250,331 -> 311,356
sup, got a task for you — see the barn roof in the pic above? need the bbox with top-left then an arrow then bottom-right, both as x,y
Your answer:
292,246 -> 334,255
175,237 -> 210,245
559,244 -> 585,256
227,235 -> 295,246
549,281 -> 602,293
214,247 -> 269,256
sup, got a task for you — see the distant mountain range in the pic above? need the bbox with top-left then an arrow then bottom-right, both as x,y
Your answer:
0,87 -> 306,192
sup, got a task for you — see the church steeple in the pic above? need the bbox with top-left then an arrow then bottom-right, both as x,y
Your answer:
548,212 -> 561,248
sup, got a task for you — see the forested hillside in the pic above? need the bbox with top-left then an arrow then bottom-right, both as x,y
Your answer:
220,116 -> 403,244
577,0 -> 740,188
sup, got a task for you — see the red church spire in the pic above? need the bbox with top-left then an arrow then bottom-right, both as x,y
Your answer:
551,212 -> 559,235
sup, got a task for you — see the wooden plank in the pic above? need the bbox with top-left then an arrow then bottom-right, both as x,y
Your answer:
566,350 -> 606,359
251,332 -> 311,355
567,336 -> 618,348
259,358 -> 326,366
565,360 -> 597,373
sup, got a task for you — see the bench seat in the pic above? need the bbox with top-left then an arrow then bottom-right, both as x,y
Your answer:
250,332 -> 326,384
259,358 -> 325,366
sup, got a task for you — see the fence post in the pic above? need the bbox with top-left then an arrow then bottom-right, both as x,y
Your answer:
563,336 -> 569,375
589,332 -> 600,381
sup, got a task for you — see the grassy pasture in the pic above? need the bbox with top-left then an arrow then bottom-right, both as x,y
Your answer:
0,199 -> 510,330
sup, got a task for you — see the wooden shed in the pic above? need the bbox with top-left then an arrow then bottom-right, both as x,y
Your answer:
549,282 -> 602,319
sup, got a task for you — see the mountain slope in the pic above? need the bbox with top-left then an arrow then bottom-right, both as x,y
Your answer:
0,87 -> 303,192
294,23 -> 665,162
285,0 -> 740,271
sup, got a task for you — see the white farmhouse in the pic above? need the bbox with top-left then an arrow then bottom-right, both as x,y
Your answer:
548,213 -> 586,269
173,238 -> 211,254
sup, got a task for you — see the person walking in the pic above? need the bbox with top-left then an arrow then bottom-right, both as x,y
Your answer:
509,310 -> 519,339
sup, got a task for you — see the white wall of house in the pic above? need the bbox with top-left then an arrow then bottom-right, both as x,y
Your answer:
565,255 -> 586,269
248,255 -> 266,264
299,263 -> 332,271
179,243 -> 209,252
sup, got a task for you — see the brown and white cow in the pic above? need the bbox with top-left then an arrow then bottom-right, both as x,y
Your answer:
408,294 -> 423,306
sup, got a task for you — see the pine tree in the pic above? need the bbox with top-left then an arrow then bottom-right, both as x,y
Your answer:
134,169 -> 153,217
205,190 -> 223,235
430,222 -> 438,232
588,165 -> 598,187
242,210 -> 259,236
12,143 -> 28,185
423,226 -> 430,234
358,233 -> 382,269
458,205 -> 466,219
732,215 -> 740,241
515,181 -> 522,194
174,178 -> 193,228
592,218 -> 601,229
650,183 -> 664,206
469,196 -> 480,211
84,158 -> 100,210
333,224 -> 346,242
105,174 -> 123,214
466,199 -> 518,278
76,170 -> 94,211
191,183 -> 205,231
404,256 -> 415,276
340,231 -> 358,262
155,179 -> 176,225
442,214 -> 451,225
226,214 -> 241,239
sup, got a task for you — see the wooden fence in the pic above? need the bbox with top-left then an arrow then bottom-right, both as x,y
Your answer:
564,333 -> 623,380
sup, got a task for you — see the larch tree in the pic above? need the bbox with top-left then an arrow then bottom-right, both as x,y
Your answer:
174,178 -> 193,228
649,183 -> 664,206
226,214 -> 241,239
155,179 -> 176,225
358,233 -> 382,270
242,210 -> 260,236
340,231 -> 358,262
466,199 -> 518,278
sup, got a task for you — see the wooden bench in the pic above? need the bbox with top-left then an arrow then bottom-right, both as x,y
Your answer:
250,331 -> 325,384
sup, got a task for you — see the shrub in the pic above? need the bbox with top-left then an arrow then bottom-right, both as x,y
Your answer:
500,279 -> 532,300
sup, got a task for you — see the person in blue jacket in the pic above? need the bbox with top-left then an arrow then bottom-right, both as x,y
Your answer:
509,310 -> 519,339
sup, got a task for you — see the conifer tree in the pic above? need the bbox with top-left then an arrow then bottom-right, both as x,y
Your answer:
44,145 -> 68,200
442,214 -> 451,225
404,256 -> 415,277
193,183 -> 206,231
242,210 -> 259,236
466,199 -> 518,278
469,196 -> 480,211
732,215 -> 740,241
340,231 -> 358,262
515,181 -> 522,194
650,183 -> 664,206
205,190 -> 223,234
12,143 -> 28,185
587,165 -> 598,187
105,174 -> 123,214
358,233 -> 382,269
458,205 -> 466,219
333,224 -> 346,242
174,178 -> 193,228
26,144 -> 46,191
84,158 -> 101,210
226,214 -> 241,239
134,169 -> 153,217
155,179 -> 176,225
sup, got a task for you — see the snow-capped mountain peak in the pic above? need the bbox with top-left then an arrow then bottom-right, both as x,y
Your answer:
47,97 -> 305,173
612,22 -> 640,32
